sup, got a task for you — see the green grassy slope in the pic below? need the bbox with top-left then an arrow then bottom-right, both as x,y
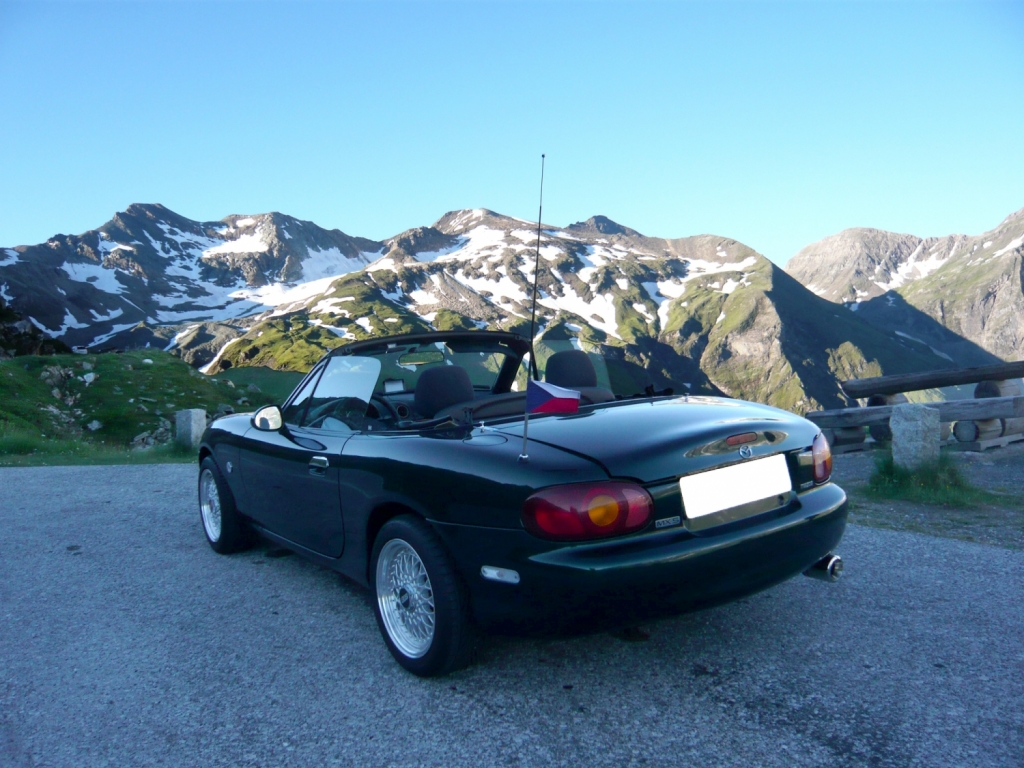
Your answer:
214,366 -> 305,404
0,350 -> 276,449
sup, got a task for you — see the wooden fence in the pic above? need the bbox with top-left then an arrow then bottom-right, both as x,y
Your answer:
806,361 -> 1024,453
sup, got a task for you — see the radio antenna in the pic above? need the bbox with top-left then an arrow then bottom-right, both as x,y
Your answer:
527,154 -> 546,349
519,153 -> 546,463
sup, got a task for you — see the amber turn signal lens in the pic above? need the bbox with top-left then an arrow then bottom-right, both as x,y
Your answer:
587,494 -> 620,527
523,482 -> 654,541
812,432 -> 832,484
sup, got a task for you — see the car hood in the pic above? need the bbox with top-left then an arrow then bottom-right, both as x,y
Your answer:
497,396 -> 820,483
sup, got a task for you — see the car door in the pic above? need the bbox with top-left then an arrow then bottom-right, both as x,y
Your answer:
237,362 -> 349,556
238,355 -> 382,558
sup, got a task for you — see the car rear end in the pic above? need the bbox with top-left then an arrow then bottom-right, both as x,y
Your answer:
432,398 -> 847,634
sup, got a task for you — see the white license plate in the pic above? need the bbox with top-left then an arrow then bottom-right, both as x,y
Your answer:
679,454 -> 792,519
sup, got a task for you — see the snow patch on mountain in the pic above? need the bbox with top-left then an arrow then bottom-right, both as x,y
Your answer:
301,247 -> 368,281
367,257 -> 397,273
89,307 -> 124,322
30,310 -> 90,337
539,287 -> 620,340
995,235 -> 1024,257
1,249 -> 19,266
309,318 -> 356,339
200,337 -> 243,374
633,303 -> 654,322
452,270 -> 530,309
203,232 -> 270,257
89,322 -> 138,348
62,263 -> 126,294
311,297 -> 355,316
157,222 -> 220,252
873,244 -> 951,291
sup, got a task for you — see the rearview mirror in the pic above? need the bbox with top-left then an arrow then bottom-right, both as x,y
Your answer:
252,405 -> 283,431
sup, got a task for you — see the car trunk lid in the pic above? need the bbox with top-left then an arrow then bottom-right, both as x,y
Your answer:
497,396 -> 819,484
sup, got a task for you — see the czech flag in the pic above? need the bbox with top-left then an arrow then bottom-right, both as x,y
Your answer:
526,379 -> 581,415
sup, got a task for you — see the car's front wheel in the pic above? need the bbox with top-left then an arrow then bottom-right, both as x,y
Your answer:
198,457 -> 255,554
371,516 -> 477,677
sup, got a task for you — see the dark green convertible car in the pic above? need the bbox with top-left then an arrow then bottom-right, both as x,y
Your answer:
196,330 -> 846,676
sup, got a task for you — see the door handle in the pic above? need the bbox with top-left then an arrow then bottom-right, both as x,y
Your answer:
309,455 -> 329,476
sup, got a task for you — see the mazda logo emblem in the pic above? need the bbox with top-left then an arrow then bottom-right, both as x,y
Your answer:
739,445 -> 753,459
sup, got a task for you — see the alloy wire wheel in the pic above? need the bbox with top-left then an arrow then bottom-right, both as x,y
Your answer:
198,456 -> 255,554
376,539 -> 436,658
370,516 -> 478,676
199,468 -> 223,543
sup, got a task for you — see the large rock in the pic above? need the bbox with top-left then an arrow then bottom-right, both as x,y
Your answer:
890,404 -> 940,470
176,409 -> 207,449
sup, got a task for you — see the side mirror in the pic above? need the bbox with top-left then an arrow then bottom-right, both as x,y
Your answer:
252,405 -> 284,431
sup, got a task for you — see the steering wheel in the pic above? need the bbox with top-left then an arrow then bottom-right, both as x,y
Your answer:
368,395 -> 400,422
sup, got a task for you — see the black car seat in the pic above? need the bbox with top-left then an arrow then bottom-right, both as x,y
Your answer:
414,365 -> 476,419
544,350 -> 615,404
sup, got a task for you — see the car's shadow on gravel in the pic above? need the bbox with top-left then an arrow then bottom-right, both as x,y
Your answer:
245,529 -> 824,683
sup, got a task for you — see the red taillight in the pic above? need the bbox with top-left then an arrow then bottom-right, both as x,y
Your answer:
522,482 -> 654,541
812,432 -> 832,484
725,432 -> 757,446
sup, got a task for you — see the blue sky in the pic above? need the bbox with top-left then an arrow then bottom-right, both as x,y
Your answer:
1,1 -> 1022,264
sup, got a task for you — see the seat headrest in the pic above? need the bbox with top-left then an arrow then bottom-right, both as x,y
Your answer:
545,350 -> 598,388
415,365 -> 475,418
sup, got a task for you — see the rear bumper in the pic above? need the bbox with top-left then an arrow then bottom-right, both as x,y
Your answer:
432,482 -> 848,634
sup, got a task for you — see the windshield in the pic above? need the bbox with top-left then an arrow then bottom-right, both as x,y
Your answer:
296,356 -> 383,431
281,332 -> 667,433
364,340 -> 513,396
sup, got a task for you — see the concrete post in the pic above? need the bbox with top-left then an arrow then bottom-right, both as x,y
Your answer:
890,403 -> 940,470
176,409 -> 207,450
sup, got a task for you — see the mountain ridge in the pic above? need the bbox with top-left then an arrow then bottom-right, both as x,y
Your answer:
1,203 -> 971,413
787,206 -> 1024,365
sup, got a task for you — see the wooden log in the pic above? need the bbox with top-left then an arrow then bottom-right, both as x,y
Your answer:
805,395 -> 1024,428
1002,419 -> 1024,437
840,361 -> 1024,398
822,426 -> 865,446
866,393 -> 907,441
975,379 -> 1022,399
974,381 -> 1024,438
946,433 -> 1024,452
953,419 -> 1004,442
832,426 -> 866,445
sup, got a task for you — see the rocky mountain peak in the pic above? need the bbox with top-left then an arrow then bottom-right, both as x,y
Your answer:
787,207 -> 1024,365
385,227 -> 461,259
566,216 -> 642,238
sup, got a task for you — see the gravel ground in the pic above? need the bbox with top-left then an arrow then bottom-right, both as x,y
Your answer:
1,464 -> 1023,768
832,443 -> 1024,549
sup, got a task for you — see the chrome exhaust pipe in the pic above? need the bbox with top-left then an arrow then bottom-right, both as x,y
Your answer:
803,554 -> 843,582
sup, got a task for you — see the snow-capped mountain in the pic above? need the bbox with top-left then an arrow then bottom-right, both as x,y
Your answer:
189,208 -> 940,412
787,208 -> 1024,365
0,203 -> 386,350
2,204 -> 948,412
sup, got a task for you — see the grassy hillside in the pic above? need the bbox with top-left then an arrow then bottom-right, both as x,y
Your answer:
214,366 -> 305,404
0,350 -> 277,461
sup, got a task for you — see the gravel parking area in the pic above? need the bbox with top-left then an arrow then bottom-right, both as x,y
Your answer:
1,464 -> 1022,767
832,443 -> 1024,549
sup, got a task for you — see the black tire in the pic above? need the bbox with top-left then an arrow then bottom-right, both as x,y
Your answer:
370,515 -> 478,677
198,456 -> 255,554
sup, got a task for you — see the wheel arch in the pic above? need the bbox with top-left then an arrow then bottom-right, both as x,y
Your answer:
366,502 -> 419,578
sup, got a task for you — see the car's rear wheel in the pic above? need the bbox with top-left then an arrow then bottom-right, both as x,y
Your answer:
371,515 -> 477,677
199,457 -> 254,554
